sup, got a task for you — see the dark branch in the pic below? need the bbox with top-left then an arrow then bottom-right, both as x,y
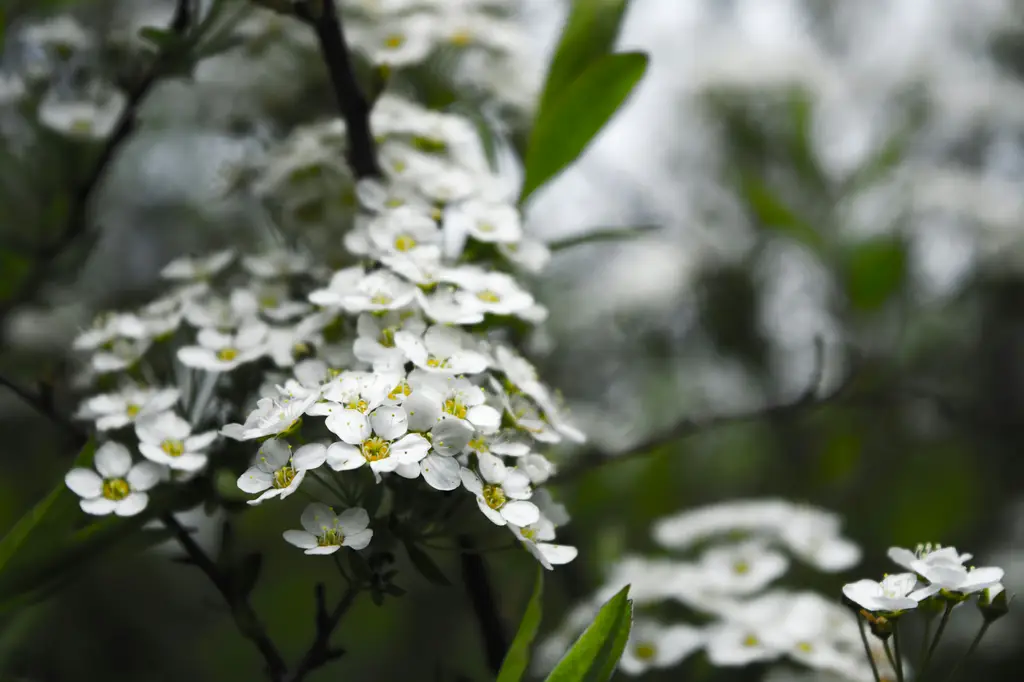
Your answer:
551,338 -> 850,484
0,375 -> 88,446
162,514 -> 288,681
288,582 -> 360,682
458,535 -> 507,674
0,1 -> 192,333
295,0 -> 382,178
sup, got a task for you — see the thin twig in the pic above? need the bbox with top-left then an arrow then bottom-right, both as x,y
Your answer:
857,616 -> 883,682
294,0 -> 381,178
162,514 -> 288,681
288,582 -> 360,682
921,602 -> 954,676
0,0 -> 193,331
943,621 -> 990,682
0,375 -> 87,444
458,535 -> 506,674
551,338 -> 850,483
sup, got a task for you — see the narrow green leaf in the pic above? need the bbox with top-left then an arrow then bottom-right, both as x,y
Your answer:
521,52 -> 648,204
548,225 -> 658,252
544,585 -> 633,682
537,0 -> 631,117
738,173 -> 823,252
497,567 -> 544,682
403,541 -> 451,587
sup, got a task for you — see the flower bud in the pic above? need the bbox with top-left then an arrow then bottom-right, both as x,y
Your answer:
978,584 -> 1009,623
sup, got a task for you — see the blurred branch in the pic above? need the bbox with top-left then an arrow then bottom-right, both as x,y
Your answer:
458,535 -> 507,674
294,0 -> 382,178
0,0 -> 193,335
0,375 -> 87,445
288,582 -> 360,682
162,514 -> 288,681
551,338 -> 851,484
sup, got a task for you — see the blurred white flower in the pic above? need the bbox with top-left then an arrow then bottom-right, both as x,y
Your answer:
38,87 -> 126,140
842,573 -> 921,612
283,503 -> 373,554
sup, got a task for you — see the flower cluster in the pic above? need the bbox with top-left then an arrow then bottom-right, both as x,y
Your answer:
538,500 -> 886,680
64,81 -> 580,568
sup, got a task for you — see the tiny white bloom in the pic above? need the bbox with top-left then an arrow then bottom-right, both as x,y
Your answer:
367,206 -> 442,257
65,442 -> 163,516
161,249 -> 234,281
359,13 -> 437,68
310,370 -> 393,417
394,325 -> 488,375
308,266 -> 366,308
842,573 -> 921,613
415,286 -> 485,325
446,199 -> 522,244
75,385 -> 179,431
283,503 -> 373,554
237,440 -> 326,505
90,337 -> 152,373
498,238 -> 552,273
910,562 -> 1004,599
38,86 -> 126,140
460,454 -> 538,526
352,310 -> 426,372
136,411 -> 216,471
508,514 -> 577,569
419,418 -> 474,491
177,321 -> 269,372
242,249 -> 312,279
222,390 -> 319,441
341,270 -> 419,314
443,267 -> 535,317
325,405 -> 430,477
407,371 -> 500,433
697,541 -> 790,595
620,621 -> 704,675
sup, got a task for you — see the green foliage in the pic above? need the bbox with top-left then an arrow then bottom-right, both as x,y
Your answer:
0,251 -> 30,300
521,52 -> 648,204
543,585 -> 632,682
496,567 -> 544,682
843,236 -> 908,312
536,0 -> 631,117
738,172 -> 823,252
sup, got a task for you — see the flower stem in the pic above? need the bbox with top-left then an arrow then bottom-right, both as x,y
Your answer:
943,621 -> 990,682
919,616 -> 933,672
920,602 -> 954,677
857,615 -> 883,682
892,620 -> 906,682
459,535 -> 507,674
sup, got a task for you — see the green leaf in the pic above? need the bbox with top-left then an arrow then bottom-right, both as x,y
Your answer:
138,26 -> 180,50
521,52 -> 648,204
843,236 -> 907,312
0,251 -> 30,300
403,541 -> 451,587
537,0 -> 631,117
497,567 -> 544,682
544,585 -> 633,682
738,173 -> 823,252
548,225 -> 658,252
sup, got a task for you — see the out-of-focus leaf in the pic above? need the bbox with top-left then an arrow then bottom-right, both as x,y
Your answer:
521,52 -> 648,204
843,236 -> 907,312
739,173 -> 823,252
139,26 -> 182,51
0,251 -> 30,300
403,540 -> 451,587
788,88 -> 827,192
497,567 -> 544,682
544,585 -> 632,682
537,0 -> 631,117
548,225 -> 658,252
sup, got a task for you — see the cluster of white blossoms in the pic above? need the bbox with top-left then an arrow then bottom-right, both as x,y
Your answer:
538,500 -> 895,681
64,69 -> 581,567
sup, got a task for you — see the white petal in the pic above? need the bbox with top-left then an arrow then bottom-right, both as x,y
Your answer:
168,453 -> 207,472
94,442 -> 133,478
466,404 -> 500,433
336,507 -> 370,534
283,530 -> 318,549
431,418 -> 472,456
477,452 -> 507,484
238,467 -> 274,493
421,453 -> 461,491
403,391 -> 442,432
65,468 -> 102,498
344,528 -> 373,550
369,405 -> 408,441
502,469 -> 532,498
258,439 -> 292,468
185,431 -> 218,452
305,545 -> 342,555
391,433 -> 430,464
293,443 -> 328,471
326,442 -> 364,471
478,497 -> 507,525
460,467 -> 484,495
114,492 -> 149,517
277,470 -> 306,500
536,543 -> 578,568
501,500 -> 540,526
127,461 -> 165,491
300,502 -> 338,534
80,497 -> 117,515
325,410 -> 370,445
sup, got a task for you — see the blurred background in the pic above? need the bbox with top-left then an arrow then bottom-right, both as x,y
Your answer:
2,0 -> 1024,680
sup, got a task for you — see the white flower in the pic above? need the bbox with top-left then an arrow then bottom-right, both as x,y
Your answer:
65,442 -> 163,516
779,507 -> 861,572
23,15 -> 93,53
91,337 -> 152,373
309,371 -> 393,417
394,325 -> 489,375
184,289 -> 258,329
135,411 -> 216,471
498,238 -> 552,273
38,86 -> 126,140
443,267 -> 535,317
842,573 -> 921,612
460,454 -> 539,526
380,248 -> 446,286
161,249 -> 234,281
366,206 -> 442,257
325,405 -> 430,478
250,282 -> 312,322
307,266 -> 364,308
75,385 -> 179,431
888,544 -> 971,572
237,440 -> 326,505
620,621 -> 704,675
406,371 -> 501,433
704,621 -> 781,667
445,199 -> 522,244
264,312 -> 330,367
222,390 -> 319,440
177,321 -> 269,372
697,541 -> 790,595
242,249 -> 312,278
508,515 -> 577,569
415,286 -> 485,325
358,13 -> 437,68
283,503 -> 373,554
73,312 -> 150,350
355,177 -> 433,214
352,310 -> 426,371
909,562 -> 1004,599
419,418 -> 474,490
0,73 -> 26,106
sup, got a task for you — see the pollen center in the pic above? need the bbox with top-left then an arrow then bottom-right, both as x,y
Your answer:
126,403 -> 141,417
161,439 -> 185,457
273,465 -> 297,489
477,221 -> 495,233
444,398 -> 467,419
370,293 -> 393,306
394,235 -> 417,252
482,484 -> 506,510
317,528 -> 345,547
384,33 -> 405,49
634,643 -> 657,660
362,437 -> 391,462
70,118 -> 93,134
378,328 -> 396,348
450,29 -> 473,46
389,381 -> 411,400
476,290 -> 501,303
217,347 -> 238,361
102,478 -> 131,501
733,560 -> 750,575
742,634 -> 759,648
426,355 -> 449,368
346,398 -> 369,413
797,641 -> 813,653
